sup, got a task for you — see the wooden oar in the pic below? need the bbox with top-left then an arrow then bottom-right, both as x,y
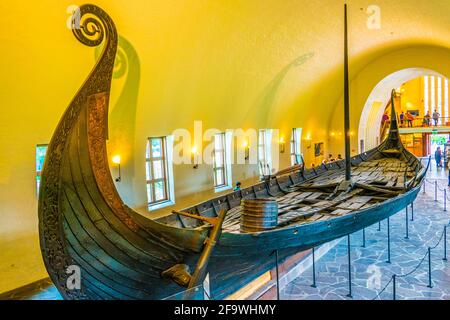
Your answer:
184,209 -> 227,299
354,182 -> 402,195
172,210 -> 217,225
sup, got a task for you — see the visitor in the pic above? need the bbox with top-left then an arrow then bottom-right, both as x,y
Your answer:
447,160 -> 450,187
399,111 -> 405,127
381,112 -> 389,126
424,111 -> 431,126
435,146 -> 443,168
406,111 -> 414,127
233,181 -> 241,191
433,110 -> 440,126
337,154 -> 343,160
328,154 -> 335,162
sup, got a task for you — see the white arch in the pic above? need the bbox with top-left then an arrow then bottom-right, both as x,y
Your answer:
358,68 -> 445,151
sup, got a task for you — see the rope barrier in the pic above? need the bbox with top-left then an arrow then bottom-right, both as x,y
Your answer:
371,226 -> 447,300
284,174 -> 449,301
422,178 -> 450,206
395,251 -> 429,279
430,228 -> 446,250
425,178 -> 445,191
371,277 -> 393,300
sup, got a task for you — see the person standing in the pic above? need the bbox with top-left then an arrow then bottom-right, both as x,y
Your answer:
435,146 -> 443,168
381,112 -> 389,127
399,111 -> 405,127
433,110 -> 440,126
447,159 -> 450,187
424,111 -> 431,126
406,111 -> 414,127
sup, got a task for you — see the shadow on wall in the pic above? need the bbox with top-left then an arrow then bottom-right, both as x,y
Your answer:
96,36 -> 141,203
243,52 -> 314,128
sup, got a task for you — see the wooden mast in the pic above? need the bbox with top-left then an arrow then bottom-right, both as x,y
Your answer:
344,3 -> 351,181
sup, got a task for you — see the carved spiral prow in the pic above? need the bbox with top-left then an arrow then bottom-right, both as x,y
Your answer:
39,4 -> 202,300
38,4 -> 118,299
71,4 -> 115,47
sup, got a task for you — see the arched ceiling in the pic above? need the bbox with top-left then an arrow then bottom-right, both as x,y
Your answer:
1,1 -> 449,136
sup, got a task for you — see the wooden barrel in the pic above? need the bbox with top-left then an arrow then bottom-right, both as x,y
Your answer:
240,198 -> 278,233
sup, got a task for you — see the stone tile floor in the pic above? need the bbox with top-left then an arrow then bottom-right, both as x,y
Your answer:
0,278 -> 62,300
281,165 -> 450,300
4,164 -> 450,300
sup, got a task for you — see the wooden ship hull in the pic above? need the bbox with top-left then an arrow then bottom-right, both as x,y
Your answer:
38,4 -> 428,300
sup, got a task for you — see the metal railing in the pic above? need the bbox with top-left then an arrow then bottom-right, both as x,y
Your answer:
398,116 -> 450,128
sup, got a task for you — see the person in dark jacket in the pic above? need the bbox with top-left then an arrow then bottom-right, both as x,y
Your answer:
435,147 -> 443,168
399,111 -> 405,127
448,160 -> 450,187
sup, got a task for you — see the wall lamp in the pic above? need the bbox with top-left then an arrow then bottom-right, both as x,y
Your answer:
112,155 -> 121,182
243,139 -> 250,160
279,137 -> 285,153
305,134 -> 312,149
191,145 -> 199,169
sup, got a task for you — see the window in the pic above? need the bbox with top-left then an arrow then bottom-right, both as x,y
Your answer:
213,132 -> 232,192
258,129 -> 273,176
36,144 -> 48,195
424,75 -> 429,115
431,76 -> 435,117
290,128 -> 302,166
445,78 -> 449,119
146,136 -> 174,210
424,75 -> 449,124
438,77 -> 442,118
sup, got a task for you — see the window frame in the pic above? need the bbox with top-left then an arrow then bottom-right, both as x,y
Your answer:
258,129 -> 273,176
290,128 -> 302,166
36,144 -> 48,196
212,132 -> 232,192
146,136 -> 171,207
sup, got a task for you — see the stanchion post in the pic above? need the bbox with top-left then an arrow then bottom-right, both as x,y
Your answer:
311,247 -> 316,288
445,190 -> 447,212
275,250 -> 280,300
427,247 -> 433,288
405,207 -> 409,239
423,180 -> 426,194
346,234 -> 352,298
392,274 -> 396,300
387,218 -> 391,264
444,226 -> 447,262
411,202 -> 414,221
435,181 -> 438,202
362,228 -> 366,248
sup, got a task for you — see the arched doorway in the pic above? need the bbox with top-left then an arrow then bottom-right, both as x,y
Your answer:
358,68 -> 446,152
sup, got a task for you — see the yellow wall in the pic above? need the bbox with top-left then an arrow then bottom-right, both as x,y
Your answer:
1,0 -> 450,293
400,77 -> 424,114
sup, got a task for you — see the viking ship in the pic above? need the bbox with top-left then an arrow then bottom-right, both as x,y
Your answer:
38,4 -> 428,300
